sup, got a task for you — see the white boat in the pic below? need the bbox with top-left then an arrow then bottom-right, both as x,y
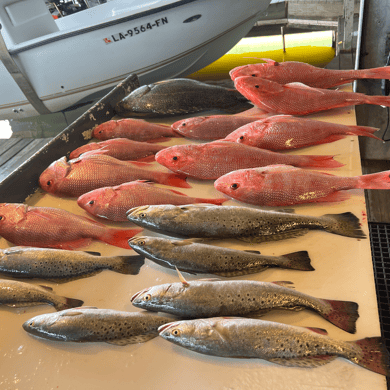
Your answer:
0,0 -> 271,120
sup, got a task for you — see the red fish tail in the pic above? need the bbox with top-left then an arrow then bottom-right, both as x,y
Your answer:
349,337 -> 390,376
320,299 -> 359,334
296,155 -> 344,168
158,172 -> 191,188
360,66 -> 390,80
99,228 -> 143,249
365,95 -> 390,107
356,170 -> 390,189
346,125 -> 381,140
195,197 -> 229,205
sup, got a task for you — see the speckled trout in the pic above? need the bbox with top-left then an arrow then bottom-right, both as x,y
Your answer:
126,204 -> 366,242
128,236 -> 314,276
0,279 -> 83,311
0,247 -> 144,282
23,308 -> 175,345
131,279 -> 358,333
159,317 -> 390,376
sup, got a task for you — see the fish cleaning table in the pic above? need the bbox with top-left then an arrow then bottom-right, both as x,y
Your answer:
0,90 -> 387,389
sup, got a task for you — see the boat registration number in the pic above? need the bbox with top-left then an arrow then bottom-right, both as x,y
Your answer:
104,17 -> 169,44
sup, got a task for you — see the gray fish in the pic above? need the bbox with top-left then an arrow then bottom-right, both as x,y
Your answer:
23,308 -> 175,345
115,79 -> 252,117
0,279 -> 83,311
0,247 -> 144,282
131,278 -> 358,333
126,204 -> 366,242
158,317 -> 390,376
128,236 -> 314,276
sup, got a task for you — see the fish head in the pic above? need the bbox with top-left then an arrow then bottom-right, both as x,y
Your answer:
230,64 -> 264,81
127,235 -> 157,254
115,85 -> 155,117
92,121 -> 119,140
77,187 -> 117,219
158,319 -> 197,347
155,146 -> 195,175
171,117 -> 207,136
39,156 -> 71,194
224,119 -> 268,146
131,281 -> 184,311
214,168 -> 259,199
0,203 -> 28,233
234,76 -> 283,96
22,311 -> 63,340
126,205 -> 185,228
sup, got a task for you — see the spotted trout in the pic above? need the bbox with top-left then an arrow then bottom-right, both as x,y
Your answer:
23,308 -> 175,345
0,279 -> 83,311
132,278 -> 358,333
159,317 -> 390,376
115,78 -> 252,117
128,236 -> 314,276
126,204 -> 366,242
0,247 -> 144,282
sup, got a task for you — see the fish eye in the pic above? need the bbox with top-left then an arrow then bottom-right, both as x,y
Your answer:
98,130 -> 102,134
29,321 -> 34,326
143,294 -> 151,301
171,329 -> 180,336
139,213 -> 145,218
251,74 -> 256,77
139,240 -> 145,246
0,215 -> 4,221
47,180 -> 52,186
239,136 -> 244,140
88,200 -> 95,205
230,183 -> 239,190
255,85 -> 259,89
182,123 -> 186,127
172,156 -> 178,161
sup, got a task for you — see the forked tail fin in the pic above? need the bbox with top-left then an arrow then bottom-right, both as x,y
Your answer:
356,170 -> 390,189
319,299 -> 359,334
54,297 -> 84,311
280,251 -> 315,271
112,255 -> 145,275
321,212 -> 366,238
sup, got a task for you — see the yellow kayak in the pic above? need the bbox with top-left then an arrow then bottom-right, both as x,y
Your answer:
188,31 -> 335,81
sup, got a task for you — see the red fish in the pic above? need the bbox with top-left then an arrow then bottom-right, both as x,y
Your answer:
224,115 -> 381,150
234,76 -> 390,115
214,164 -> 390,206
230,58 -> 390,88
77,181 -> 228,221
172,114 -> 269,140
92,118 -> 180,142
0,203 -> 142,250
69,138 -> 167,162
39,154 -> 190,198
155,141 -> 343,180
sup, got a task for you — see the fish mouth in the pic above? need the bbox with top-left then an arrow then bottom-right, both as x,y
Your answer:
130,287 -> 150,302
158,321 -> 178,335
126,205 -> 150,217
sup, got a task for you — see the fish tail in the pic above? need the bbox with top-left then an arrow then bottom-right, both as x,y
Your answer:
195,197 -> 229,205
360,66 -> 390,80
348,337 -> 390,376
280,251 -> 315,271
356,170 -> 390,189
345,125 -> 382,140
112,255 -> 145,275
364,95 -> 390,107
159,172 -> 191,188
99,228 -> 143,249
320,299 -> 359,333
296,155 -> 344,168
54,297 -> 84,311
322,212 -> 367,238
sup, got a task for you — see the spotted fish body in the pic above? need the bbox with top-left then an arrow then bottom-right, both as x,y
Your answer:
159,317 -> 390,376
23,308 -> 174,345
126,204 -> 367,242
0,247 -> 144,282
0,279 -> 83,311
115,78 -> 252,117
131,279 -> 358,333
128,236 -> 314,276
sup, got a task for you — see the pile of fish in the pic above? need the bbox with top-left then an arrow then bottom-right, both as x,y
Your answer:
1,65 -> 390,379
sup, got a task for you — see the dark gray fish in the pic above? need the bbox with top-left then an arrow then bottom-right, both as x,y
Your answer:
0,247 -> 144,282
23,308 -> 175,345
128,236 -> 313,276
126,204 -> 367,242
0,279 -> 83,311
115,79 -> 252,117
131,279 -> 358,333
159,317 -> 390,376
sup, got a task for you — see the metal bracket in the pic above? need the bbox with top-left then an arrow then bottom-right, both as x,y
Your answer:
0,24 -> 51,115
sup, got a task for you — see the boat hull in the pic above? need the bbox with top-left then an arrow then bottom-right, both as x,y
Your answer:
0,0 -> 271,120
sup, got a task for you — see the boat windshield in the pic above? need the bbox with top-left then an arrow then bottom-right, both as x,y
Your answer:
49,0 -> 110,18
